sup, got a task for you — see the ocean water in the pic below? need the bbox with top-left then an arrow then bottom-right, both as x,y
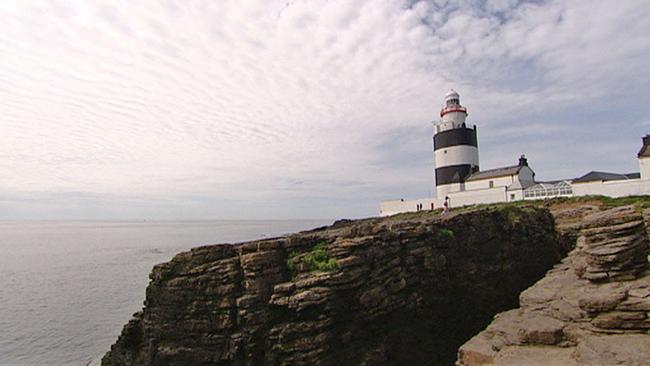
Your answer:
0,219 -> 331,366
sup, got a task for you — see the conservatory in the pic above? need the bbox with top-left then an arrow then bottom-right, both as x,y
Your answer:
523,180 -> 573,199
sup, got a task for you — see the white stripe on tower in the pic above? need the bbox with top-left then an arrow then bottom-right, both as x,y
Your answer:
434,145 -> 479,168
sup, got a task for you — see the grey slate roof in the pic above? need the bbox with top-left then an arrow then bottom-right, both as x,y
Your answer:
572,171 -> 638,183
466,165 -> 521,182
534,180 -> 568,185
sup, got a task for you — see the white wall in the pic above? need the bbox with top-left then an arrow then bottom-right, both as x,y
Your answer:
441,110 -> 467,124
446,186 -> 508,207
506,189 -> 524,201
640,157 -> 650,180
437,182 -> 463,200
381,186 -> 509,216
382,178 -> 650,217
379,198 -> 438,216
464,167 -> 534,191
465,175 -> 514,190
572,179 -> 650,198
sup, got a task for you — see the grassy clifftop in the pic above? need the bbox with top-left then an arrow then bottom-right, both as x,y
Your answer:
388,195 -> 650,221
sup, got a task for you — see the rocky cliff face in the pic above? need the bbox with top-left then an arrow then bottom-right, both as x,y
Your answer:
457,205 -> 650,366
103,207 -> 561,366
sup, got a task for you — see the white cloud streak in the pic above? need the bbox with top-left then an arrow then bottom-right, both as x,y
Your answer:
0,0 -> 649,219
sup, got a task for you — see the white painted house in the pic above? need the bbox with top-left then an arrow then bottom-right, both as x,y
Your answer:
379,91 -> 650,217
639,136 -> 650,179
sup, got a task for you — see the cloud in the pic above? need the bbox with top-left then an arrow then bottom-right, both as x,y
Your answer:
0,0 -> 649,219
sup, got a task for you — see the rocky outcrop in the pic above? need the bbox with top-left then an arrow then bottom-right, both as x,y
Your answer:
457,205 -> 650,366
548,203 -> 601,256
103,207 -> 561,366
572,206 -> 649,282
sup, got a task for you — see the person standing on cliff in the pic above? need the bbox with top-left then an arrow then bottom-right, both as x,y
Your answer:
442,196 -> 450,216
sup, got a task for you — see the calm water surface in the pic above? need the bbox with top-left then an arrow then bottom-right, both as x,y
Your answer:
0,220 -> 331,366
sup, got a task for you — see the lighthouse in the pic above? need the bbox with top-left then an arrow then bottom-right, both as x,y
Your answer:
434,90 -> 479,199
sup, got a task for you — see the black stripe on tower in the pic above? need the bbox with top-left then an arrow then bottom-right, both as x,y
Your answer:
435,164 -> 476,186
433,126 -> 478,151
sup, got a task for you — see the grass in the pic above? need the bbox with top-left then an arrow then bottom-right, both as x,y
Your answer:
392,196 -> 650,218
508,195 -> 650,208
436,228 -> 454,240
562,195 -> 650,209
287,243 -> 337,273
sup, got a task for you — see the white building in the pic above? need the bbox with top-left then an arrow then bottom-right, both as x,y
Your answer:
640,136 -> 650,179
524,136 -> 650,201
379,91 -> 650,216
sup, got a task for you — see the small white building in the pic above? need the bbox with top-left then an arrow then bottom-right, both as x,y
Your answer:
639,135 -> 650,179
379,91 -> 650,216
449,155 -> 536,206
522,136 -> 650,200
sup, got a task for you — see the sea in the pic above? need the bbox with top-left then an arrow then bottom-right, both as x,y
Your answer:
0,219 -> 331,366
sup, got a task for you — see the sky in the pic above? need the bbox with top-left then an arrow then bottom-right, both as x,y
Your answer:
1,0 -> 649,220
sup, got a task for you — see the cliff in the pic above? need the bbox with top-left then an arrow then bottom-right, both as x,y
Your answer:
457,205 -> 650,366
102,206 -> 561,366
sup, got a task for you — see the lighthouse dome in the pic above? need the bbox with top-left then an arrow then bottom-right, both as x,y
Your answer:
445,89 -> 459,100
444,89 -> 461,107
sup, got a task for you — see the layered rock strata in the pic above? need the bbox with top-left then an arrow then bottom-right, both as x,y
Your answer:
573,206 -> 649,282
457,205 -> 650,366
103,207 -> 560,366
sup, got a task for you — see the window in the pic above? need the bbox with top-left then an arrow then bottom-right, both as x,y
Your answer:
446,98 -> 459,106
489,180 -> 494,188
510,194 -> 515,200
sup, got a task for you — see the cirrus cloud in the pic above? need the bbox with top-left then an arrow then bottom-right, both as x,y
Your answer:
1,0 -> 649,219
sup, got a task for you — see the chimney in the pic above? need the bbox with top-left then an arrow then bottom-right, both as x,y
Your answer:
518,154 -> 528,167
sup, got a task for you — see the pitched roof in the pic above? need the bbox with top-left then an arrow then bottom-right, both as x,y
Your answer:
525,180 -> 572,190
466,165 -> 521,182
534,180 -> 571,185
508,179 -> 536,190
638,135 -> 650,157
572,171 -> 637,183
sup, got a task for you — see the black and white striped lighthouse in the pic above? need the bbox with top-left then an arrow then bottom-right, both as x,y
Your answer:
433,90 -> 479,199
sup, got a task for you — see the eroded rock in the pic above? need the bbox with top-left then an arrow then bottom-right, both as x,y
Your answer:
457,205 -> 650,366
